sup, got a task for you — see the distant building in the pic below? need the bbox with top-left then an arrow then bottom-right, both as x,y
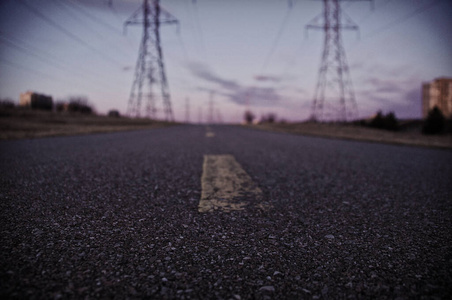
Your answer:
422,77 -> 452,118
19,91 -> 53,111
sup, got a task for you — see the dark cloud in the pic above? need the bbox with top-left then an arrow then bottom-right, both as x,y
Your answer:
186,62 -> 240,91
254,75 -> 282,83
365,78 -> 406,94
226,86 -> 281,106
349,62 -> 364,70
360,76 -> 422,116
295,88 -> 309,95
186,62 -> 281,106
196,86 -> 220,94
357,86 -> 422,119
195,86 -> 232,100
385,87 -> 422,119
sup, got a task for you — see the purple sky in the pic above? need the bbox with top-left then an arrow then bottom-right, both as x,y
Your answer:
1,0 -> 451,122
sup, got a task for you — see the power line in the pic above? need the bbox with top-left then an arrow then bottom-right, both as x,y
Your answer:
306,0 -> 372,121
16,0 -> 124,68
278,40 -> 304,81
248,0 -> 298,112
107,0 -> 126,25
191,0 -> 205,52
363,0 -> 442,39
0,36 -> 68,73
0,31 -> 59,60
125,0 -> 178,120
64,0 -> 123,35
177,31 -> 190,63
102,0 -> 141,52
51,0 -> 106,40
0,58 -> 64,83
357,0 -> 392,23
260,0 -> 297,72
0,53 -> 118,95
0,32 -> 120,90
0,56 -> 115,98
51,0 -> 132,58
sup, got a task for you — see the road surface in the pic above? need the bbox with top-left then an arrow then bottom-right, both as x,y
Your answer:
1,125 -> 451,299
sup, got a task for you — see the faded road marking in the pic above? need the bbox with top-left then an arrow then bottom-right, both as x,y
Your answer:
199,154 -> 269,213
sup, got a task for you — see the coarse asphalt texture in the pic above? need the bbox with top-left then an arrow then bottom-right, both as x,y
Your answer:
1,125 -> 451,299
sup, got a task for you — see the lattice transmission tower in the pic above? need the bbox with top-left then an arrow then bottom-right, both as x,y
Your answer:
185,97 -> 190,123
125,0 -> 178,120
207,91 -> 215,124
306,0 -> 371,121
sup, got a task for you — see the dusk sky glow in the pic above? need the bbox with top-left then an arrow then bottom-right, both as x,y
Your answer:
1,0 -> 451,123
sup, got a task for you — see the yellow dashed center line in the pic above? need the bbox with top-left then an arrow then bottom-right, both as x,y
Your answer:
198,154 -> 271,213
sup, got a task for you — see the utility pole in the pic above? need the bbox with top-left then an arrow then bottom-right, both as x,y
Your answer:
198,106 -> 203,124
216,108 -> 223,124
207,91 -> 215,124
125,0 -> 178,121
185,97 -> 190,123
306,0 -> 371,121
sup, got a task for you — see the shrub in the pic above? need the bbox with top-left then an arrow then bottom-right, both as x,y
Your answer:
447,117 -> 452,134
244,110 -> 255,124
369,111 -> 385,129
369,111 -> 399,131
260,113 -> 277,123
30,94 -> 53,111
0,99 -> 15,109
108,110 -> 120,118
67,97 -> 94,114
308,114 -> 318,122
55,101 -> 68,112
422,106 -> 445,134
384,112 -> 399,131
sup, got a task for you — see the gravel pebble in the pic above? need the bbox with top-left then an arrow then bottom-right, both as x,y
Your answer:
259,286 -> 275,292
1,125 -> 451,299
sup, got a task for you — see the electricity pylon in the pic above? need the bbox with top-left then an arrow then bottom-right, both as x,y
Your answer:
125,0 -> 177,120
185,97 -> 190,123
198,106 -> 203,124
207,91 -> 215,124
216,108 -> 223,124
306,0 -> 371,121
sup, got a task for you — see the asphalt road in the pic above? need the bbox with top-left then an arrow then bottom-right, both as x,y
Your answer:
1,125 -> 451,299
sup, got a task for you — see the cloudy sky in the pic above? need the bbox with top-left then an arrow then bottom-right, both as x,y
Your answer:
1,0 -> 451,122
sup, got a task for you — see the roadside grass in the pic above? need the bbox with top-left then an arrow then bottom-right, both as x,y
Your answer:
246,122 -> 452,149
0,109 -> 178,140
